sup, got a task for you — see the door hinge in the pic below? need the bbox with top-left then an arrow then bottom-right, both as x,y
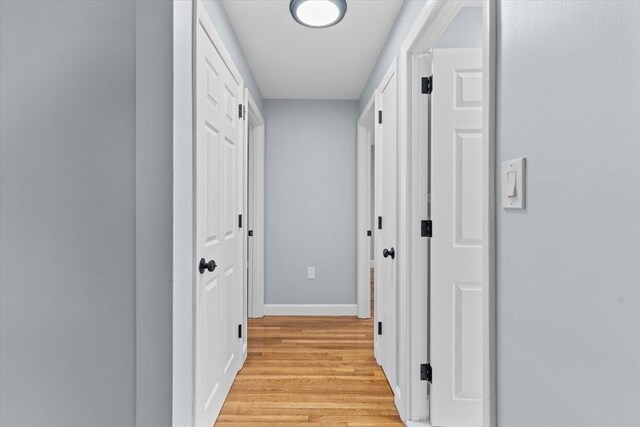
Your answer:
238,214 -> 243,228
378,110 -> 382,124
239,104 -> 245,119
422,75 -> 433,95
367,230 -> 372,237
420,363 -> 432,382
377,321 -> 382,335
378,216 -> 383,230
248,230 -> 254,237
238,324 -> 243,339
421,220 -> 432,237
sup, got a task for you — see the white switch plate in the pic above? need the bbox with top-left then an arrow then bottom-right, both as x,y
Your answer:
307,266 -> 315,280
502,157 -> 526,209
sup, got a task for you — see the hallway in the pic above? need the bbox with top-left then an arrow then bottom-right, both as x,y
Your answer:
216,316 -> 402,426
3,2 -> 640,427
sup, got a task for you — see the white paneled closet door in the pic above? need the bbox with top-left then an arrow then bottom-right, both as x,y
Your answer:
194,13 -> 245,426
430,48 -> 484,427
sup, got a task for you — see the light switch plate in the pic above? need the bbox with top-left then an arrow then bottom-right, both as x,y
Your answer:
307,266 -> 315,280
502,157 -> 526,209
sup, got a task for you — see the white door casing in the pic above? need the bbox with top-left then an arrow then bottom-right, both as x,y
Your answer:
430,48 -> 484,427
247,121 -> 254,321
357,95 -> 375,320
194,9 -> 245,426
245,90 -> 265,319
375,62 -> 398,390
409,51 -> 432,420
240,91 -> 249,365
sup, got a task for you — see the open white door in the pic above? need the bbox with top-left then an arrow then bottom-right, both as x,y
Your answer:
375,63 -> 398,391
194,9 -> 245,426
430,48 -> 484,427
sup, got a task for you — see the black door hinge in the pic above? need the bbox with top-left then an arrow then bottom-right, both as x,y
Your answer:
377,321 -> 382,335
238,214 -> 243,228
378,110 -> 382,124
248,230 -> 254,237
367,230 -> 372,237
239,104 -> 243,119
378,216 -> 383,230
422,75 -> 433,95
421,220 -> 432,237
238,324 -> 243,339
420,363 -> 432,382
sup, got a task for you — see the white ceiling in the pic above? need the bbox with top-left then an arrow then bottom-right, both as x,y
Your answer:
222,0 -> 404,100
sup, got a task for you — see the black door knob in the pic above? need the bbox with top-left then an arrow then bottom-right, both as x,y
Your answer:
383,247 -> 395,259
199,258 -> 217,274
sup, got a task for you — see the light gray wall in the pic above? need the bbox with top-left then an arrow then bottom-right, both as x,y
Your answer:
202,0 -> 264,112
0,1 -> 136,426
358,0 -> 428,111
497,2 -> 640,426
135,1 -> 174,426
172,0 -> 195,425
1,1 -> 174,426
265,100 -> 358,305
434,6 -> 482,49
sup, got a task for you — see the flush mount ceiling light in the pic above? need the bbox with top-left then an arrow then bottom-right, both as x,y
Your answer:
290,0 -> 347,28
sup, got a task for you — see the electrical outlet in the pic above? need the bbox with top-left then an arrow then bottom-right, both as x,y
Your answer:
307,266 -> 315,280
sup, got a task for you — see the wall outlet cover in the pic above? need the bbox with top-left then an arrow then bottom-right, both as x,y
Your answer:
307,266 -> 316,279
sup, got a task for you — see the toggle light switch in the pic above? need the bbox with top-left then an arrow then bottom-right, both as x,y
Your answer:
502,158 -> 526,209
506,171 -> 517,197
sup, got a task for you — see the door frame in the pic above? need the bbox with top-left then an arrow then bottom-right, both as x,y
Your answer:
356,93 -> 376,319
396,0 -> 497,424
245,89 -> 265,319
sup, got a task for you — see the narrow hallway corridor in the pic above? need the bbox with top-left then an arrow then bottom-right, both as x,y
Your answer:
216,316 -> 402,426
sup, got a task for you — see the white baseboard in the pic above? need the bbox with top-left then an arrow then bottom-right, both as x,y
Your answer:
394,385 -> 405,422
263,304 -> 358,316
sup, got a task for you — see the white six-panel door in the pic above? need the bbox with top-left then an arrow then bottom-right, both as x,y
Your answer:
375,64 -> 398,391
430,48 -> 484,427
195,14 -> 244,426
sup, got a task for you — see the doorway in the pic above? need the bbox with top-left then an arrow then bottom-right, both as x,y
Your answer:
244,89 -> 265,322
357,95 -> 375,321
401,1 -> 496,425
357,59 -> 399,398
187,0 -> 496,426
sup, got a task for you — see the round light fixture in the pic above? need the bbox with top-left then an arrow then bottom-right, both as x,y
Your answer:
290,0 -> 347,28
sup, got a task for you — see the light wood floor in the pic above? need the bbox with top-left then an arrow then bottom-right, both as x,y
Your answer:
216,312 -> 402,426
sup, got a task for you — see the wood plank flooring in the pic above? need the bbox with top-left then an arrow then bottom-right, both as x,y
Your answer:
216,314 -> 402,426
